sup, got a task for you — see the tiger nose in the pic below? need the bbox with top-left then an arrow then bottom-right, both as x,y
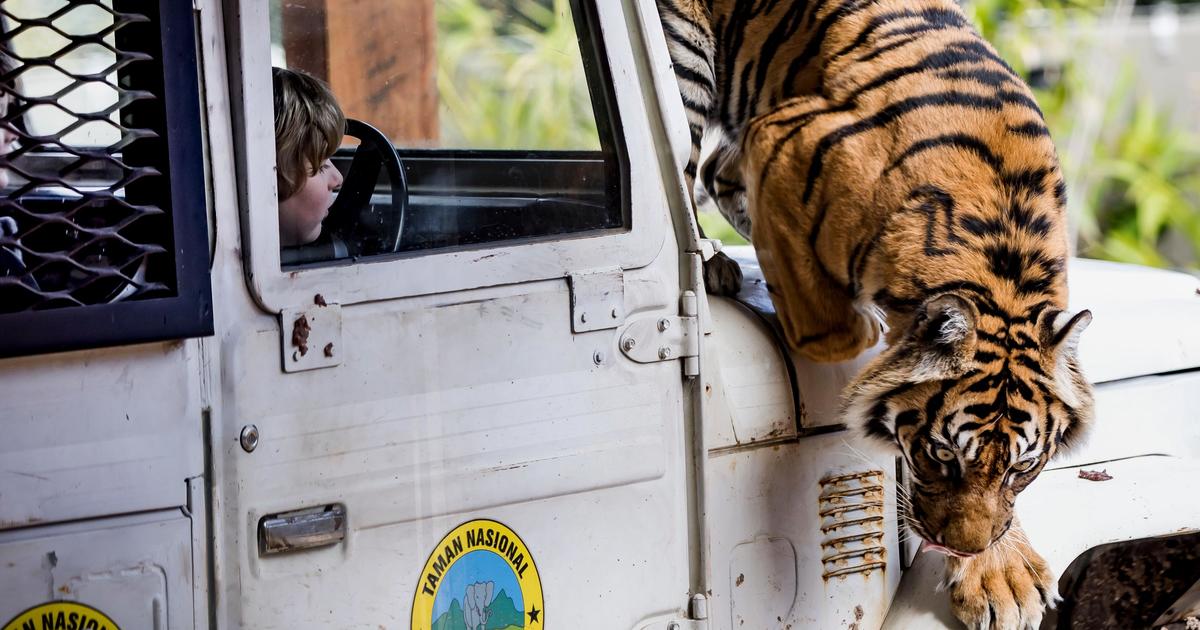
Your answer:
940,516 -> 999,554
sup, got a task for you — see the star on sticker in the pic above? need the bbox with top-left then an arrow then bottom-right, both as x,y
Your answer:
527,605 -> 541,623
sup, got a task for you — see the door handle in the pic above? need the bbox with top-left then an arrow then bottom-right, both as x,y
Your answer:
258,504 -> 346,555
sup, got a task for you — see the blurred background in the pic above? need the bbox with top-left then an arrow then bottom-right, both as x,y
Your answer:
707,0 -> 1200,274
12,0 -> 1198,272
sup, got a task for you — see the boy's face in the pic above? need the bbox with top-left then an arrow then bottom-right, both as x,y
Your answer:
278,158 -> 343,246
0,94 -> 18,188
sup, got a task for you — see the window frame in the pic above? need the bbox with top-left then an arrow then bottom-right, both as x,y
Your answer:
0,0 -> 213,359
228,0 -> 669,313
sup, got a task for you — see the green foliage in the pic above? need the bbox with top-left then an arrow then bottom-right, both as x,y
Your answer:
436,0 -> 600,150
1084,96 -> 1200,267
968,0 -> 1200,271
437,0 -> 1200,269
698,210 -> 748,246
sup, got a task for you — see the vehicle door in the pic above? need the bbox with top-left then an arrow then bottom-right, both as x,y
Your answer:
208,0 -> 699,627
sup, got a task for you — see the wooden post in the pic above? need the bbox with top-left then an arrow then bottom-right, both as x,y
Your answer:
280,0 -> 329,83
281,0 -> 438,145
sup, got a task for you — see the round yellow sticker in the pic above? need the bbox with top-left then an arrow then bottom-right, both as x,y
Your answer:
411,519 -> 543,630
3,601 -> 120,630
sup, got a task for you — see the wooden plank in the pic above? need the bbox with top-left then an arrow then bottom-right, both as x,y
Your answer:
324,0 -> 438,144
280,0 -> 329,83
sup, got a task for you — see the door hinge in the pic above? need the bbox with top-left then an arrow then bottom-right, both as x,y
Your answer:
619,291 -> 700,377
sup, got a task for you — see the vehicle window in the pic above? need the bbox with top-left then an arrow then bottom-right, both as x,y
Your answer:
0,1 -> 211,356
268,0 -> 627,268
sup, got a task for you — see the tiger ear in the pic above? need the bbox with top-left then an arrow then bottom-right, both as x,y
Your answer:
907,294 -> 978,381
1041,309 -> 1092,355
1040,309 -> 1093,415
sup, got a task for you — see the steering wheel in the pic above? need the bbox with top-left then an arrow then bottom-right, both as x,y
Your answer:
281,118 -> 407,266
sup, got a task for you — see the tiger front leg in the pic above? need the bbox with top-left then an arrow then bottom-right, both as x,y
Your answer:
740,96 -> 880,361
944,523 -> 1058,630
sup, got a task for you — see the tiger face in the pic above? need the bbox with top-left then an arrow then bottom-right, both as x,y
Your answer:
843,294 -> 1093,556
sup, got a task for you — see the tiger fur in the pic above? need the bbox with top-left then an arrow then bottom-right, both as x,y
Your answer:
655,1 -> 1095,628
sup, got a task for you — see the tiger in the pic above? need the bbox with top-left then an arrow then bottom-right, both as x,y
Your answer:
654,1 -> 1095,628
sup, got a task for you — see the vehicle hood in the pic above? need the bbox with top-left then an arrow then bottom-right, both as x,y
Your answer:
1070,258 -> 1200,383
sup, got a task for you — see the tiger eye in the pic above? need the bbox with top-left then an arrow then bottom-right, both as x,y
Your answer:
933,446 -> 956,462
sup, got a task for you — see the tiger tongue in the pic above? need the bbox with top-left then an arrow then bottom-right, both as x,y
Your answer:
920,540 -> 978,558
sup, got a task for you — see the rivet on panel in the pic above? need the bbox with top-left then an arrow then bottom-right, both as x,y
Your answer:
622,337 -> 636,352
659,347 -> 672,360
658,318 -> 671,332
240,425 -> 259,453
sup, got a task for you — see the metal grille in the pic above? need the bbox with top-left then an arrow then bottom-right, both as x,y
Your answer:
0,1 -> 176,312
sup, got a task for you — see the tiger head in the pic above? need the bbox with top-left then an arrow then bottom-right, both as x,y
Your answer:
843,293 -> 1093,556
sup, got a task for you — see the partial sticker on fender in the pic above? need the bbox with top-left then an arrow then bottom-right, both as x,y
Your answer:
412,519 -> 543,630
3,601 -> 120,630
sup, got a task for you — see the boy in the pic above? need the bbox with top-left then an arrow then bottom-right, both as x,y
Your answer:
272,66 -> 345,247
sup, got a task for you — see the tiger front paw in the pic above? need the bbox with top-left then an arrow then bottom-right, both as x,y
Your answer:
945,530 -> 1058,630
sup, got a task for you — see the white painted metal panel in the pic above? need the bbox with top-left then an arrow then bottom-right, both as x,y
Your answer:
0,510 -> 194,630
219,244 -> 693,625
791,347 -> 883,429
0,342 -> 204,529
706,433 -> 903,630
1051,371 -> 1200,469
1069,259 -> 1200,383
706,298 -> 795,449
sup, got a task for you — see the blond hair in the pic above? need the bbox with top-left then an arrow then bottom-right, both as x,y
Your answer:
272,67 -> 345,200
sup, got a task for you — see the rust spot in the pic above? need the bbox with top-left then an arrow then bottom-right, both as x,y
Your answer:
820,469 -> 887,580
705,383 -> 712,395
736,573 -> 744,587
820,502 -> 884,518
292,314 -> 311,356
314,294 -> 327,307
823,562 -> 887,579
58,584 -> 70,594
820,470 -> 884,486
1079,469 -> 1113,481
820,516 -> 884,534
849,603 -> 864,629
323,342 -> 334,358
821,487 -> 879,500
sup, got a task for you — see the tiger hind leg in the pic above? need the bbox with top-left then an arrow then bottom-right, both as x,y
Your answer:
740,95 -> 879,361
